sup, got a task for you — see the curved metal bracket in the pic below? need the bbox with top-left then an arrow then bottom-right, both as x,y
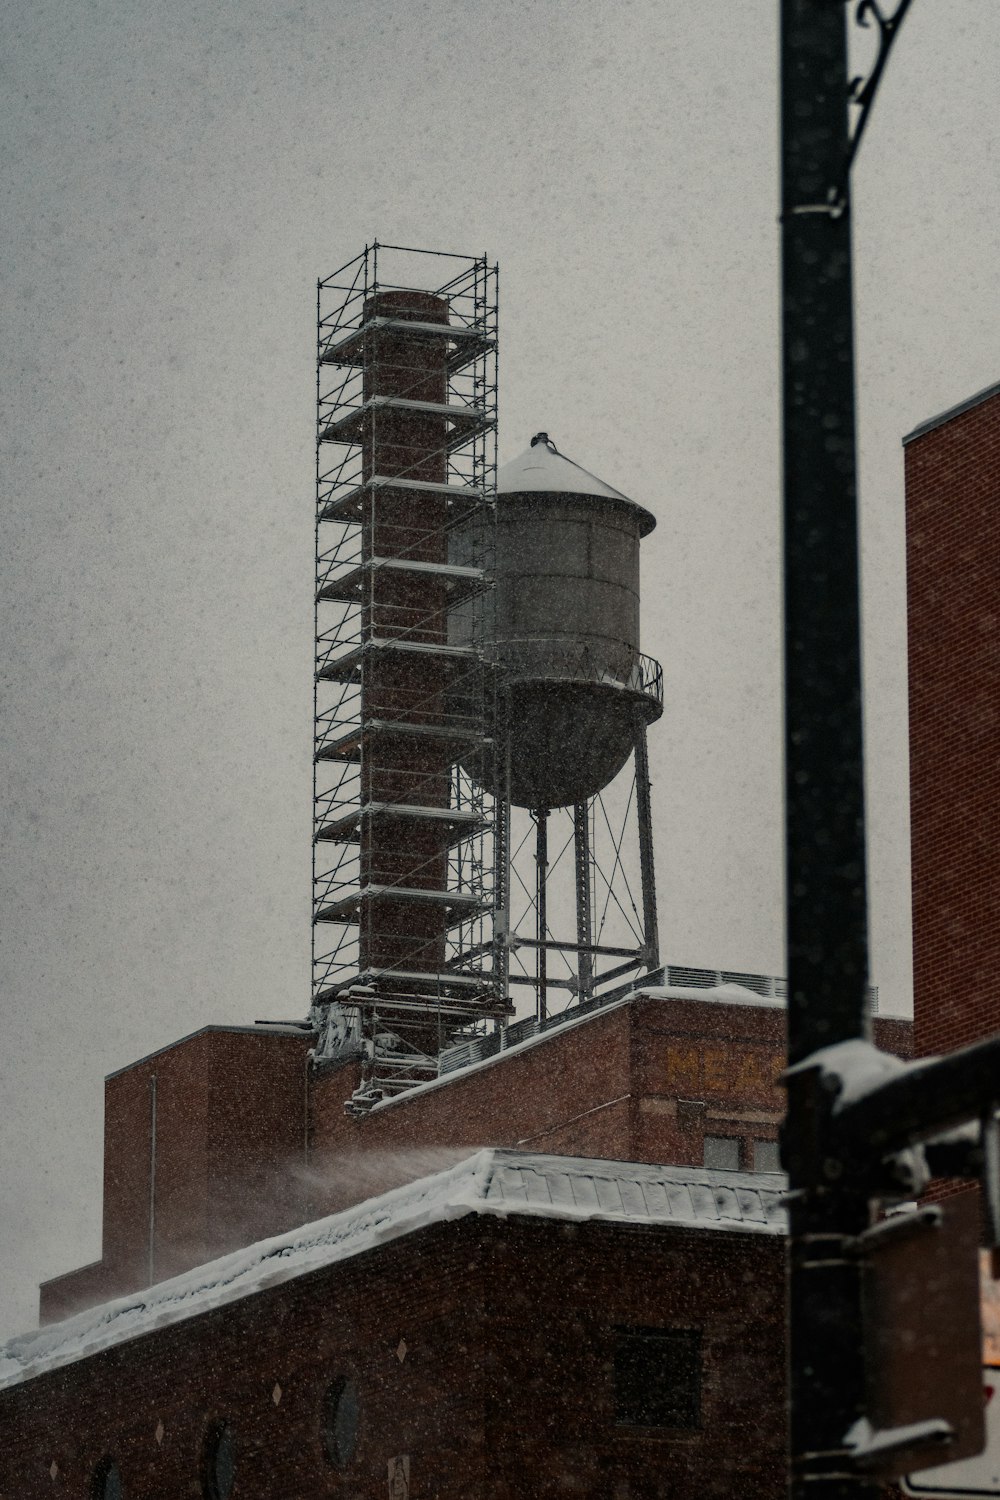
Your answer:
846,0 -> 914,176
780,0 -> 914,224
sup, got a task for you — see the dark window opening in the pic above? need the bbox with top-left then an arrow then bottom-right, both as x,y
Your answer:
322,1376 -> 360,1470
753,1138 -> 781,1173
203,1422 -> 235,1500
614,1327 -> 701,1429
91,1457 -> 123,1500
703,1134 -> 740,1171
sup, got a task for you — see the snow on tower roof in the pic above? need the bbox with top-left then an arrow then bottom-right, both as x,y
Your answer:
497,434 -> 656,534
498,433 -> 628,500
0,1149 -> 785,1392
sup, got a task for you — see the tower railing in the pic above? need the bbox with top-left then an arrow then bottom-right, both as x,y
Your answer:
495,644 -> 663,708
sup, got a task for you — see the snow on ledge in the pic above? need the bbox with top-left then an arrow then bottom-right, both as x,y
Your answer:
631,982 -> 785,1009
375,983 -> 783,1116
0,1151 -> 786,1393
784,1037 -> 914,1110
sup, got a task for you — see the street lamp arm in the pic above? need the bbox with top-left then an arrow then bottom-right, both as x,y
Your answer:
845,0 -> 915,178
798,1030 -> 1000,1161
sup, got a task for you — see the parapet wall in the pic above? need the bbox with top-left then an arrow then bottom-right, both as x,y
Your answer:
41,989 -> 910,1325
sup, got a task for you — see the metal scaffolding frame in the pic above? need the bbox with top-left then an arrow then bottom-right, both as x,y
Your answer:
312,244 -> 507,1103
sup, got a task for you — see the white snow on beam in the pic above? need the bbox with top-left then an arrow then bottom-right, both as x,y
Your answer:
0,1150 -> 785,1392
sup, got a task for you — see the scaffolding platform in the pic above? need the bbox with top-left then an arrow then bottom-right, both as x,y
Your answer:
317,557 -> 485,605
315,884 -> 488,926
318,475 -> 485,526
315,802 -> 485,844
315,716 -> 485,763
316,636 -> 478,684
314,966 -> 501,1009
362,967 -> 494,995
320,315 -> 493,375
319,396 -> 492,451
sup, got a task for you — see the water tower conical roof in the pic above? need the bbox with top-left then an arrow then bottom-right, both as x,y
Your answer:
496,433 -> 655,535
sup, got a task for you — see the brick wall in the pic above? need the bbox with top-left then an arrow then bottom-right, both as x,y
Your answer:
906,385 -> 1000,1058
486,1217 -> 786,1500
40,1028 -> 312,1323
304,997 -> 908,1222
2,1213 -> 787,1500
41,999 -> 911,1322
305,1002 -> 635,1219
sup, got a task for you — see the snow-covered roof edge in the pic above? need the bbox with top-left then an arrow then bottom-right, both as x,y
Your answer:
496,436 -> 656,535
903,376 -> 1000,446
0,1150 -> 785,1394
498,439 -> 630,500
105,1022 -> 309,1081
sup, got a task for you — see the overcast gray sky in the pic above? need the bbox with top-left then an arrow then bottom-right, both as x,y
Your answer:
1,0 -> 997,1341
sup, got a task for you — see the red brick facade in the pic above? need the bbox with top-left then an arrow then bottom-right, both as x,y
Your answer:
906,384 -> 1000,1058
41,1028 -> 313,1322
41,995 -> 909,1325
7,1214 -> 787,1500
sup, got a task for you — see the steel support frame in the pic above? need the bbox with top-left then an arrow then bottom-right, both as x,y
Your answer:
504,735 -> 660,1022
574,800 -> 594,1005
535,809 -> 548,1022
633,713 -> 659,973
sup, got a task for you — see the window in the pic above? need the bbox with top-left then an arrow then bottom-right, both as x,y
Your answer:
753,1138 -> 781,1173
703,1134 -> 740,1171
614,1328 -> 701,1428
203,1422 -> 235,1500
322,1377 -> 360,1470
91,1457 -> 123,1500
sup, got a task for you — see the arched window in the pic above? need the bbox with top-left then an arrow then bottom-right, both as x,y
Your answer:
203,1421 -> 235,1500
322,1377 -> 360,1470
91,1456 -> 123,1500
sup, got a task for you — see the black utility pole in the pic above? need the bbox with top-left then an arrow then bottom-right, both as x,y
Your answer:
780,4 -> 880,1496
780,17 -> 1000,1492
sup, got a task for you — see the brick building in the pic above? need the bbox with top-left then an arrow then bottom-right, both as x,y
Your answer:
38,981 -> 906,1322
904,379 -> 1000,1358
905,379 -> 1000,1061
0,975 -> 910,1499
1,1151 -> 789,1500
7,374 -> 1000,1498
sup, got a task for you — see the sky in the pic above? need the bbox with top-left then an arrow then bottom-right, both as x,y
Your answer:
1,0 -> 997,1342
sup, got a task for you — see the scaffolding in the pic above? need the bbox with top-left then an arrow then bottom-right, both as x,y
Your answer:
313,244 -> 507,1102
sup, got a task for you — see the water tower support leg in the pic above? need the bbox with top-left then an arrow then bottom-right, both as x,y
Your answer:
573,802 -> 594,1004
535,808 -> 549,1023
493,791 -> 510,1025
633,716 -> 660,972
493,705 -> 512,1029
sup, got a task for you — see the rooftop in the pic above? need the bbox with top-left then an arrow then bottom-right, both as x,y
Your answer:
0,1149 -> 785,1393
497,433 -> 656,534
498,433 -> 628,499
903,377 -> 1000,445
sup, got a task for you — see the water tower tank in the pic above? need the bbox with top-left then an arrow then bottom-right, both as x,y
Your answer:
454,433 -> 663,809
